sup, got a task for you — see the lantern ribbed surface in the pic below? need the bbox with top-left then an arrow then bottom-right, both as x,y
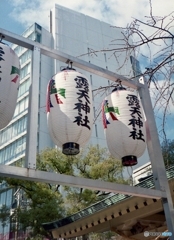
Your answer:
102,89 -> 146,166
0,43 -> 20,130
47,69 -> 93,154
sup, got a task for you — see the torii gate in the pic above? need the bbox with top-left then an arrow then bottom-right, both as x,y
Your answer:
0,28 -> 174,237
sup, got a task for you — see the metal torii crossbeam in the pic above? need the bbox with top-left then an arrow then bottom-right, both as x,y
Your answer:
0,28 -> 174,236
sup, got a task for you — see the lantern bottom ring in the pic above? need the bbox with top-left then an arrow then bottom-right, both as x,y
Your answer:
122,155 -> 137,167
62,142 -> 80,155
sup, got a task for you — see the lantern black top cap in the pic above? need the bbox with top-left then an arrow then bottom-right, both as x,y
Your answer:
112,85 -> 126,92
61,66 -> 76,71
60,60 -> 76,71
112,80 -> 126,92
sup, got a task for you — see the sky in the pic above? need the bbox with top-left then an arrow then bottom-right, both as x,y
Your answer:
1,0 -> 174,35
0,0 -> 173,141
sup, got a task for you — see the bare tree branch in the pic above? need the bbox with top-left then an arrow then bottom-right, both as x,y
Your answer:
78,6 -> 174,141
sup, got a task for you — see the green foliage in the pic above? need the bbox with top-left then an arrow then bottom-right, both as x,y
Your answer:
72,145 -> 124,181
0,205 -> 10,228
3,179 -> 64,239
0,145 -> 127,239
37,147 -> 74,175
37,145 -> 127,214
61,145 -> 128,214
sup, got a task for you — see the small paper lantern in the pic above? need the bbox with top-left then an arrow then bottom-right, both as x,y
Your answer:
102,88 -> 146,166
47,68 -> 93,155
0,43 -> 20,130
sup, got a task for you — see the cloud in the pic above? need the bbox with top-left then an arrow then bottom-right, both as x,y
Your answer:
149,79 -> 174,141
7,0 -> 174,140
150,80 -> 174,111
8,0 -> 174,31
8,0 -> 174,63
9,0 -> 105,30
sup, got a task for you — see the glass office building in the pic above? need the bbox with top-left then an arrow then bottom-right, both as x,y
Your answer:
0,4 -> 137,166
0,23 -> 54,238
0,23 -> 54,167
0,4 -> 144,238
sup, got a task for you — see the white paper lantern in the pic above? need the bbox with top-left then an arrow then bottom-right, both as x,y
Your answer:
47,69 -> 93,155
0,43 -> 20,130
102,88 -> 146,166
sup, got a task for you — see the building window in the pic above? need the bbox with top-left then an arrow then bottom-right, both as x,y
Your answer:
0,115 -> 27,145
36,23 -> 42,30
20,50 -> 31,65
0,136 -> 26,164
20,63 -> 31,79
36,33 -> 41,43
18,78 -> 31,98
13,96 -> 29,118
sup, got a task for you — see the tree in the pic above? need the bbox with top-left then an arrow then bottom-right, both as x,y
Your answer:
38,146 -> 127,240
161,139 -> 174,167
38,145 -> 127,214
0,204 -> 10,235
83,0 -> 174,141
2,179 -> 64,239
117,5 -> 174,141
0,145 -> 127,239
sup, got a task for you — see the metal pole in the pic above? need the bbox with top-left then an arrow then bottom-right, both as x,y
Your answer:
138,77 -> 174,235
0,28 -> 143,90
0,28 -> 173,235
25,46 -> 41,169
0,165 -> 167,199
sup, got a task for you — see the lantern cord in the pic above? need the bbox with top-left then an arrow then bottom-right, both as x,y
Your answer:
60,60 -> 76,71
65,59 -> 73,69
70,61 -> 73,69
117,79 -> 122,86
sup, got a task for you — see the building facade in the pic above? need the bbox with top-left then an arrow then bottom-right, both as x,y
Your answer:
0,4 -> 146,238
0,22 -> 54,238
0,4 -> 141,167
51,4 -> 136,148
0,23 -> 54,167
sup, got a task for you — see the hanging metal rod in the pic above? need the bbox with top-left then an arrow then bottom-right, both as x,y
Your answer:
0,165 -> 167,199
0,28 -> 143,90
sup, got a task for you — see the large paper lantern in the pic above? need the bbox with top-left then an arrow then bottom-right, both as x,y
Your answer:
0,43 -> 20,130
102,88 -> 146,166
47,68 -> 93,155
